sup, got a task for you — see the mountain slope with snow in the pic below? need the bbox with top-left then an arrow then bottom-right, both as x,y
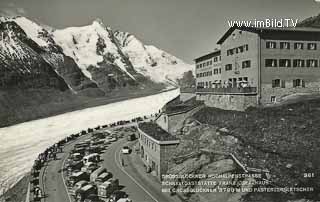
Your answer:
114,31 -> 193,83
53,20 -> 136,81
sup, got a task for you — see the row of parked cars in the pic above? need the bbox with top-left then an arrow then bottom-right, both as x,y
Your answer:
64,130 -> 132,202
28,114 -> 146,202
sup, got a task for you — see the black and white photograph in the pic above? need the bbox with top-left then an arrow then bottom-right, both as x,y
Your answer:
0,0 -> 320,202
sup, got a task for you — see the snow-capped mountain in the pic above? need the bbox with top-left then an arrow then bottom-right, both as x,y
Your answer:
0,16 -> 102,95
114,31 -> 193,83
0,20 -> 69,91
0,16 -> 193,95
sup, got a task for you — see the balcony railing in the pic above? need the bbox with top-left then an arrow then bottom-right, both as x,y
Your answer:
196,86 -> 257,95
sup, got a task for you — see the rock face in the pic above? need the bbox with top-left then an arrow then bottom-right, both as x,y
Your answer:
0,20 -> 69,91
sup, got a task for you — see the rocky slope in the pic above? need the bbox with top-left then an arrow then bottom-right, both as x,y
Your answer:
297,13 -> 320,28
167,100 -> 320,202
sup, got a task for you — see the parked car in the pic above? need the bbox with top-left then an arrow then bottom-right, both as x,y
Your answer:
81,162 -> 99,174
109,190 -> 128,202
70,153 -> 83,161
75,184 -> 97,202
90,167 -> 107,182
121,146 -> 130,154
70,180 -> 89,196
83,153 -> 100,164
66,160 -> 84,173
127,134 -> 136,141
97,179 -> 119,199
68,172 -> 89,187
95,172 -> 113,185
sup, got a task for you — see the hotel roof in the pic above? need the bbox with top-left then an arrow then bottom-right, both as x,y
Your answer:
194,49 -> 221,63
138,122 -> 179,142
217,26 -> 320,44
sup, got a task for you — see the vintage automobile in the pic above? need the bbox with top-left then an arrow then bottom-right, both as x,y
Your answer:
83,153 -> 100,164
75,184 -> 97,202
70,180 -> 89,196
66,160 -> 84,174
127,134 -> 136,141
86,145 -> 103,155
70,153 -> 83,161
108,190 -> 128,202
68,171 -> 89,187
81,162 -> 99,174
95,172 -> 113,185
90,167 -> 107,182
97,178 -> 119,199
121,146 -> 131,154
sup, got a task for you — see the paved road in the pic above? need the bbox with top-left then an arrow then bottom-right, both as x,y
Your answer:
101,138 -> 157,202
40,133 -> 175,202
41,139 -> 80,202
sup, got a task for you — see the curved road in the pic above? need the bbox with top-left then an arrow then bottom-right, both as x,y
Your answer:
41,134 -> 178,202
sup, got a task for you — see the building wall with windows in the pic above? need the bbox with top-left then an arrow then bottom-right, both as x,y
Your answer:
137,123 -> 180,180
260,36 -> 320,104
195,27 -> 320,110
220,29 -> 260,89
195,50 -> 222,88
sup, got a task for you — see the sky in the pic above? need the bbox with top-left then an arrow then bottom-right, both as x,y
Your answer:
0,0 -> 319,63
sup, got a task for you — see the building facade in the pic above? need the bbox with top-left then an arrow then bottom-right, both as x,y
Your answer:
195,50 -> 222,89
138,122 -> 179,180
196,27 -> 320,110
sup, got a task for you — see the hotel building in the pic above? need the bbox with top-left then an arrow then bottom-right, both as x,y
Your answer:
196,26 -> 320,110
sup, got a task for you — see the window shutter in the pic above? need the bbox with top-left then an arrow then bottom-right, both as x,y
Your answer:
302,80 -> 305,88
281,80 -> 285,88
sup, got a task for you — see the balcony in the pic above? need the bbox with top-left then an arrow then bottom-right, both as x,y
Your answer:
196,86 -> 257,95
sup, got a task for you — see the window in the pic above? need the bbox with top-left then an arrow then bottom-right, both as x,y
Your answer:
293,79 -> 305,88
307,43 -> 317,50
281,80 -> 286,88
265,59 -> 277,67
293,59 -> 305,67
209,60 -> 213,65
238,46 -> 244,53
199,64 -> 202,68
266,41 -> 277,49
214,69 -> 219,74
307,59 -> 318,67
279,59 -> 291,67
294,43 -> 304,50
271,96 -> 276,103
219,56 -> 221,61
196,64 -> 199,69
242,60 -> 251,68
225,64 -> 232,71
280,42 -> 290,49
227,49 -> 234,56
214,57 -> 218,62
245,44 -> 249,51
272,79 -> 281,88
